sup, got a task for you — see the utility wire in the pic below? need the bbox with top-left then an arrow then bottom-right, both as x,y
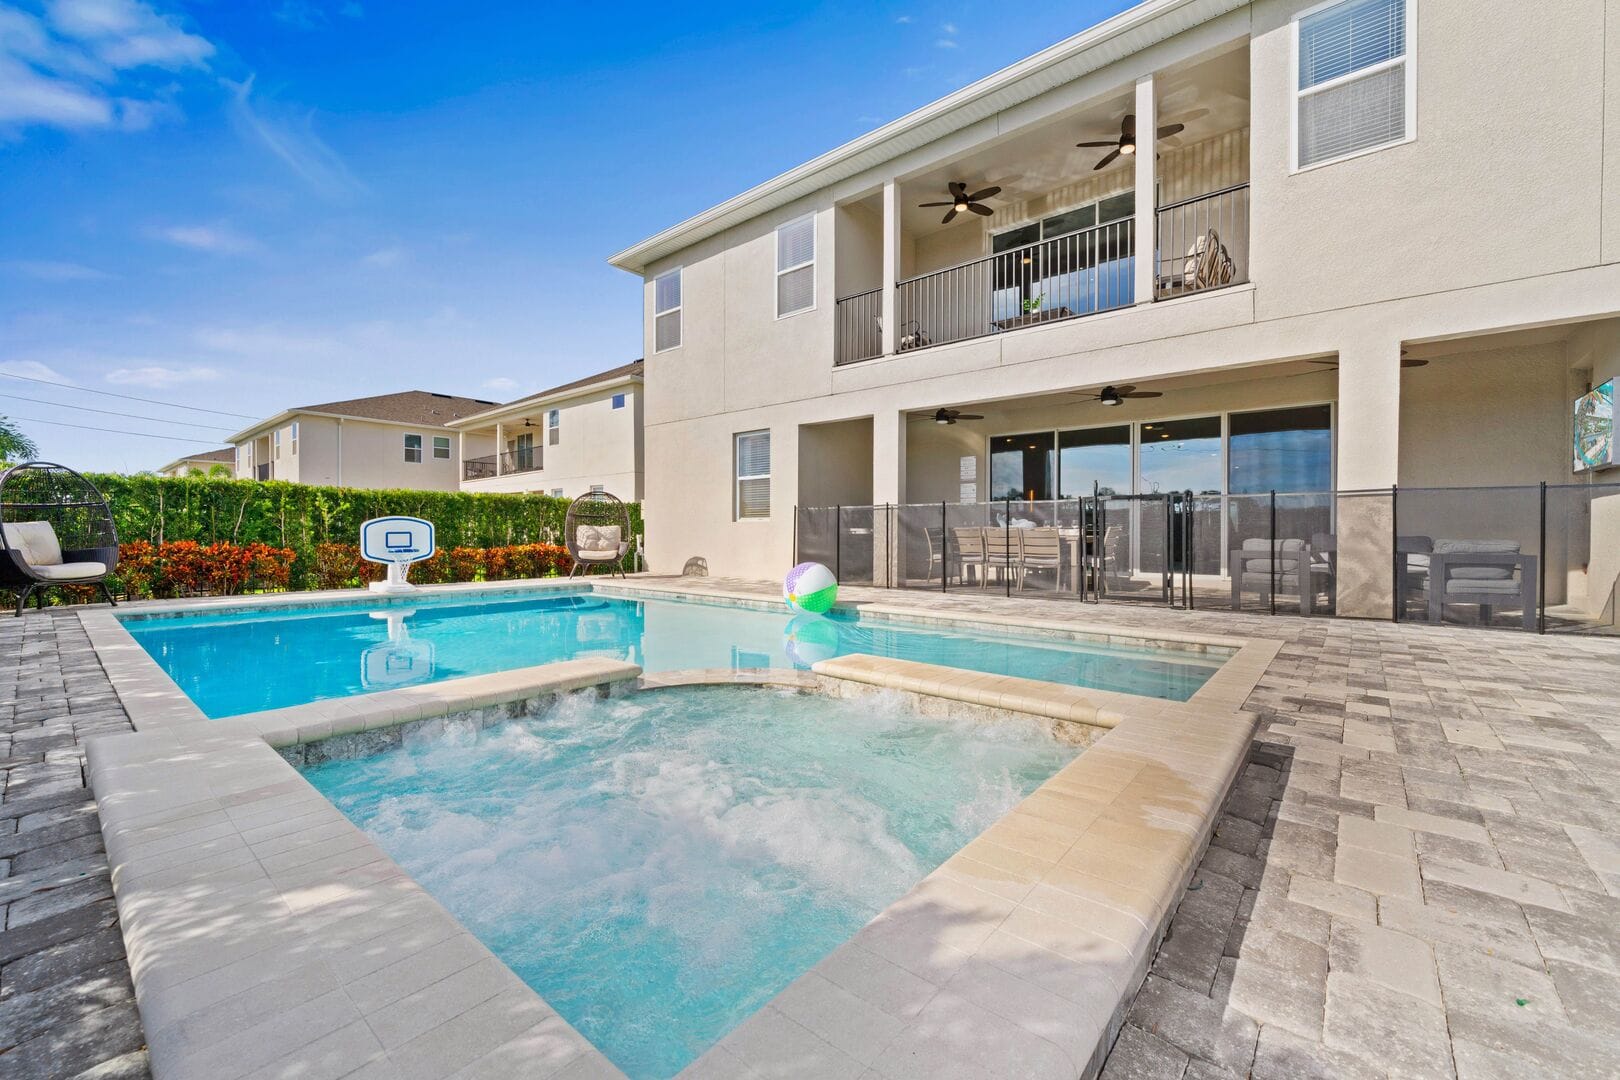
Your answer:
1,414 -> 229,444
0,391 -> 236,433
0,370 -> 259,419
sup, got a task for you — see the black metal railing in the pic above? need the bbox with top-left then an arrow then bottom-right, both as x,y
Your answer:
1155,183 -> 1249,299
462,450 -> 542,481
834,288 -> 882,366
795,480 -> 1620,634
255,463 -> 271,481
894,217 -> 1135,352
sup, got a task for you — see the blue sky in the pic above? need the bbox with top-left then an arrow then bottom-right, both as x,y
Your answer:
2,0 -> 1133,471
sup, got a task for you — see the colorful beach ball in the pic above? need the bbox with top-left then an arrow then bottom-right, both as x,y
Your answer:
784,614 -> 841,667
783,561 -> 838,614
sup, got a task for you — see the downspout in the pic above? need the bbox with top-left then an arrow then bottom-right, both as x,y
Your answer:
336,418 -> 343,487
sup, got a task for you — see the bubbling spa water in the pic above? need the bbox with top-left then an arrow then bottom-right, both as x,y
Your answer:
302,685 -> 1081,1078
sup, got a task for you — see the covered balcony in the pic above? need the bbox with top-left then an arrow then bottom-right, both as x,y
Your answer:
834,43 -> 1250,366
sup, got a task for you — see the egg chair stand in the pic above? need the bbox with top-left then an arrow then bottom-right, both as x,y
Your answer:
0,462 -> 120,616
564,491 -> 632,579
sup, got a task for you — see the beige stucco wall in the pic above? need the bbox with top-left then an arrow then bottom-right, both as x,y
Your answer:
232,416 -> 489,492
459,386 -> 643,500
637,0 -> 1620,584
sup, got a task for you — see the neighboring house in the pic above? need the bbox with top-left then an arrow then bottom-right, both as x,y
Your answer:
225,391 -> 500,492
447,361 -> 644,500
156,448 -> 235,477
611,0 -> 1620,614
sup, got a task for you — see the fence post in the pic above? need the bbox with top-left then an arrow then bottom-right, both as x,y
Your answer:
1185,490 -> 1195,610
886,503 -> 894,590
1390,484 -> 1400,623
835,505 -> 842,581
792,506 -> 798,567
1005,499 -> 1012,598
941,501 -> 948,594
1269,489 -> 1277,617
1538,481 -> 1547,634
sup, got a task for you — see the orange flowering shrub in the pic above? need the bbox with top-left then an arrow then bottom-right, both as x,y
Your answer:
116,541 -> 297,599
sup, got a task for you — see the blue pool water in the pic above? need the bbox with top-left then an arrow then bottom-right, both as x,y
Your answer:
121,588 -> 1224,718
301,685 -> 1080,1078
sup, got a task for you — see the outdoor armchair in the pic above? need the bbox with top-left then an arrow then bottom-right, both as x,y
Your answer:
1427,539 -> 1537,630
565,491 -> 632,578
0,462 -> 120,616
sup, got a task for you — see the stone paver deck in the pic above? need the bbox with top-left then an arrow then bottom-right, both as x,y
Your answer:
3,581 -> 1619,1079
0,612 -> 149,1080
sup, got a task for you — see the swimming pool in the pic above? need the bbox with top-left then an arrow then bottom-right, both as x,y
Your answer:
301,685 -> 1080,1079
121,587 -> 1224,718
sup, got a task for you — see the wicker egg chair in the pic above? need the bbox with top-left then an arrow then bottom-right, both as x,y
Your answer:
0,462 -> 120,616
564,491 -> 631,578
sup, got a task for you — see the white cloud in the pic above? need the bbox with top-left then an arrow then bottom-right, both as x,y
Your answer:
225,75 -> 362,200
0,0 -> 210,134
148,223 -> 257,254
0,359 -> 75,384
894,14 -> 913,23
4,259 -> 110,280
360,245 -> 404,268
482,376 -> 520,394
105,364 -> 219,387
934,38 -> 958,48
192,324 -> 342,358
940,21 -> 957,34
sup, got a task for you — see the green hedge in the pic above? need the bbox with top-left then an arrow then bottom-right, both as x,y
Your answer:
77,474 -> 642,593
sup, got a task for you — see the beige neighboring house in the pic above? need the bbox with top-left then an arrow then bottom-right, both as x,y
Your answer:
448,361 -> 644,500
611,0 -> 1620,616
155,448 -> 235,477
225,391 -> 501,492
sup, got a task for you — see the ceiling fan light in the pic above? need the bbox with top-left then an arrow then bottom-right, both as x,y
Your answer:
1119,141 -> 1136,156
1099,388 -> 1123,406
934,410 -> 952,425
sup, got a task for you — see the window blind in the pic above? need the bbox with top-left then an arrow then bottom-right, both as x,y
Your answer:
1299,63 -> 1404,166
654,269 -> 681,351
776,218 -> 815,316
736,430 -> 771,518
777,218 -> 814,271
1299,0 -> 1404,88
1296,0 -> 1407,167
776,266 -> 814,316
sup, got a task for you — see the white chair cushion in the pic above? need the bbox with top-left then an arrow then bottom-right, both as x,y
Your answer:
575,524 -> 622,559
3,521 -> 64,567
31,561 -> 107,581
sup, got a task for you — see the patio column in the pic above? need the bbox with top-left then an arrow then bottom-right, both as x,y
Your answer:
881,178 -> 900,356
1133,73 -> 1157,307
494,421 -> 504,476
872,409 -> 907,585
1335,338 -> 1403,617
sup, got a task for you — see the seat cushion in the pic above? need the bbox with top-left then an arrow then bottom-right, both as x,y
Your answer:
1239,537 -> 1305,573
30,560 -> 106,581
2,521 -> 63,567
575,549 -> 619,562
576,525 -> 623,554
1445,578 -> 1522,596
1435,539 -> 1519,581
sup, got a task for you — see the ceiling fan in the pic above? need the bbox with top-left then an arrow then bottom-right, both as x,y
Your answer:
914,407 -> 986,425
1308,352 -> 1430,370
918,182 -> 1002,225
1076,114 -> 1185,171
1071,384 -> 1163,407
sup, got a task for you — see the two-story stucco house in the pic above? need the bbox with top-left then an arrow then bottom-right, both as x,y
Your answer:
447,361 -> 645,500
155,448 -> 235,478
612,0 -> 1620,620
225,391 -> 500,492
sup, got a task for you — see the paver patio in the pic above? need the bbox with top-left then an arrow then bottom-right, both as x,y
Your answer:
2,581 -> 1618,1079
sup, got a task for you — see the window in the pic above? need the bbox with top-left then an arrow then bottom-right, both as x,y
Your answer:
1058,426 -> 1132,498
611,393 -> 626,410
433,435 -> 451,460
1294,0 -> 1413,169
775,216 -> 815,317
1228,405 -> 1333,493
551,488 -> 564,498
735,430 -> 771,519
291,422 -> 298,456
654,268 -> 681,352
990,190 -> 1136,322
1138,417 -> 1223,495
512,432 -> 536,471
404,434 -> 422,463
547,409 -> 560,446
989,432 -> 1055,501
273,429 -> 281,458
590,484 -> 605,494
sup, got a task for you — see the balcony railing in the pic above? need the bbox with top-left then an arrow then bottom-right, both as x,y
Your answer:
255,463 -> 271,481
462,450 -> 542,481
833,185 -> 1250,365
1154,184 -> 1250,299
894,217 -> 1136,353
834,288 -> 882,366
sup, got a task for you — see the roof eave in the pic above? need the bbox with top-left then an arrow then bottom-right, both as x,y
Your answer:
606,0 -> 1243,276
446,373 -> 643,428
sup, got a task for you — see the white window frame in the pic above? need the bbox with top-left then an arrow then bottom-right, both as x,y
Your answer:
273,429 -> 281,458
734,429 -> 771,521
404,433 -> 423,463
611,393 -> 626,410
547,409 -> 560,446
551,488 -> 564,498
290,421 -> 298,456
774,214 -> 816,320
432,435 -> 451,460
653,267 -> 682,353
1290,0 -> 1417,173
590,484 -> 605,494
